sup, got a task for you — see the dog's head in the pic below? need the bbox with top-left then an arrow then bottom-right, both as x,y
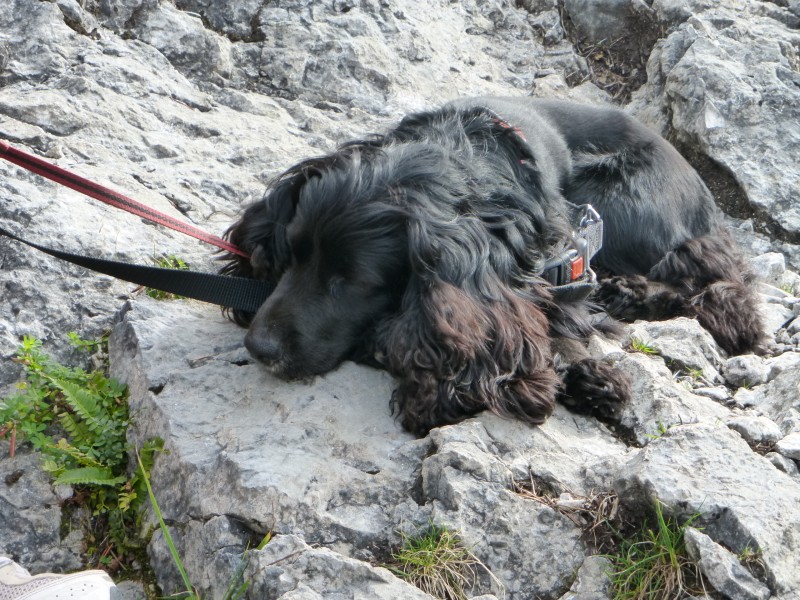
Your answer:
222,146 -> 415,378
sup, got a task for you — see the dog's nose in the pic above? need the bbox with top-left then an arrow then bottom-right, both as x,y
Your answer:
244,329 -> 282,364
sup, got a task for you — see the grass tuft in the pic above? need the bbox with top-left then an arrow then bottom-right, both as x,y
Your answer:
387,523 -> 496,600
629,337 -> 659,355
606,501 -> 706,600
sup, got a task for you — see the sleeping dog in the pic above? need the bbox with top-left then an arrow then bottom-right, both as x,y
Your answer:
221,97 -> 763,434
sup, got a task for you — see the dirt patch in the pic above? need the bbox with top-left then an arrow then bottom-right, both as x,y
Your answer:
678,144 -> 800,243
557,1 -> 665,104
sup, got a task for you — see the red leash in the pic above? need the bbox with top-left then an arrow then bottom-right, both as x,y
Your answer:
0,140 -> 248,258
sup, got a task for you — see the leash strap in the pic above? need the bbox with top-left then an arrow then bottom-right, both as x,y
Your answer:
0,226 -> 271,313
0,140 -> 248,258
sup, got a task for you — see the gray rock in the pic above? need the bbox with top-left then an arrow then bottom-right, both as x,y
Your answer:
684,527 -> 770,600
109,298 -> 630,598
557,555 -> 613,600
723,355 -> 769,388
613,352 -> 729,445
750,253 -> 786,287
775,432 -> 800,460
563,0 -> 655,44
786,316 -> 800,337
422,419 -> 591,598
766,452 -> 800,478
0,449 -> 83,573
480,406 -> 629,496
759,294 -> 797,338
726,415 -> 783,446
626,317 -> 723,381
112,0 -> 590,114
733,364 -> 800,434
693,386 -> 732,403
614,424 -> 800,597
110,580 -> 148,600
148,516 -> 259,599
765,351 -> 800,380
784,271 -> 800,298
244,534 -> 435,599
110,298 -> 428,595
631,6 -> 800,245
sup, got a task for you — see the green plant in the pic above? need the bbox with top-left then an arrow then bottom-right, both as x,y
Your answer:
146,255 -> 190,300
629,337 -> 658,355
737,544 -> 766,580
606,501 -> 705,600
684,367 -> 704,381
387,523 -> 493,600
0,334 -> 162,566
138,451 -> 272,599
644,421 -> 671,441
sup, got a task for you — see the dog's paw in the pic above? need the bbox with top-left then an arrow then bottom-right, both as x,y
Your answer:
691,281 -> 766,355
557,358 -> 631,423
594,275 -> 650,320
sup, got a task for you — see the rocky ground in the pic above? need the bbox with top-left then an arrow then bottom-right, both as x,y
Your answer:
1,0 -> 800,598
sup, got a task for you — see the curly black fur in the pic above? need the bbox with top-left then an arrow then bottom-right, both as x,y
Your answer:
221,97 -> 763,435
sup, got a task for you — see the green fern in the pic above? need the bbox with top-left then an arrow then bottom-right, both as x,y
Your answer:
53,438 -> 106,469
54,378 -> 103,430
0,334 -> 163,568
55,466 -> 128,487
57,412 -> 93,446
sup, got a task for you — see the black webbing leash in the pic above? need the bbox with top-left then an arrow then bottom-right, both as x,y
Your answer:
0,140 -> 271,313
0,226 -> 272,313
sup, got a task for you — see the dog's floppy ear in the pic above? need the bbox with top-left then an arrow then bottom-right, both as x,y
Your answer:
220,172 -> 306,326
375,211 -> 560,435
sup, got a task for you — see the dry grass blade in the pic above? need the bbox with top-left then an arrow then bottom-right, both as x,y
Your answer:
514,478 -> 621,554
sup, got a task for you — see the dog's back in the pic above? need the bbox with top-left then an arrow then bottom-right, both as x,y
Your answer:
449,97 -> 720,276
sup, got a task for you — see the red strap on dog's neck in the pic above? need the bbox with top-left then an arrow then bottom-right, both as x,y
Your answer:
0,140 -> 248,258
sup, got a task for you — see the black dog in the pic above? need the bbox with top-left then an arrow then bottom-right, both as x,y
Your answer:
221,97 -> 763,435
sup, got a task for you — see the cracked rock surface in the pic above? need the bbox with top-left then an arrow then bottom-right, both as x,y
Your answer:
1,0 -> 800,598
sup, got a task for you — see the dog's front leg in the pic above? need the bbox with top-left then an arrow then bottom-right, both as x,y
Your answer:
552,336 -> 631,424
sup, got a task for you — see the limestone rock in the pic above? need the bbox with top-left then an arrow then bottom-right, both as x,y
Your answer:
766,452 -> 800,478
612,352 -> 729,445
0,449 -> 83,573
723,355 -> 769,388
244,534 -> 435,599
684,527 -> 770,600
631,4 -> 800,245
626,317 -> 723,382
726,414 -> 784,446
776,432 -> 800,461
614,424 -> 800,597
750,252 -> 786,287
734,364 -> 800,435
557,555 -> 613,600
108,298 -> 631,598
